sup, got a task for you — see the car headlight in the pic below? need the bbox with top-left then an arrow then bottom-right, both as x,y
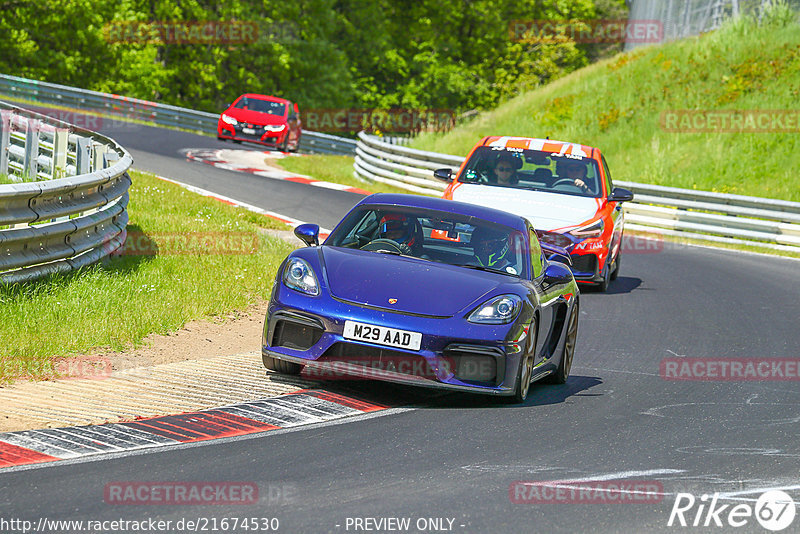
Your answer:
264,124 -> 286,132
468,295 -> 522,325
569,219 -> 604,238
282,258 -> 319,296
221,114 -> 238,125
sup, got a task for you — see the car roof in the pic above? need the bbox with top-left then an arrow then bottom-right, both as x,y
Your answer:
236,93 -> 290,104
357,193 -> 530,231
479,136 -> 598,158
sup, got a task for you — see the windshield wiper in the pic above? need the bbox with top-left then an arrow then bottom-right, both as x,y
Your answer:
453,264 -> 506,274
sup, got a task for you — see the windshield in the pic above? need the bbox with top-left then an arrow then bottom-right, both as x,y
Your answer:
459,146 -> 603,198
233,97 -> 287,116
326,206 -> 528,277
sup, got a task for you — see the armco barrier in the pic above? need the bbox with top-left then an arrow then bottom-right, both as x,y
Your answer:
353,132 -> 800,253
0,101 -> 131,284
0,74 -> 356,156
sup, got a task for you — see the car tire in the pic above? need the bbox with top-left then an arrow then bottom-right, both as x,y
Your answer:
279,134 -> 289,152
610,252 -> 620,281
543,299 -> 579,385
504,317 -> 538,404
263,354 -> 304,375
597,262 -> 610,292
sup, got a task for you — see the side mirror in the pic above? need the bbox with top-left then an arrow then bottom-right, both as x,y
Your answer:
433,168 -> 453,181
542,261 -> 573,289
294,223 -> 320,247
293,103 -> 299,114
609,187 -> 634,203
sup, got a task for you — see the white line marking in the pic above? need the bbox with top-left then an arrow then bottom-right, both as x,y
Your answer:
149,173 -> 332,233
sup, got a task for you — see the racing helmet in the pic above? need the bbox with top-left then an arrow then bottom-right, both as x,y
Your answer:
471,226 -> 510,267
379,213 -> 416,246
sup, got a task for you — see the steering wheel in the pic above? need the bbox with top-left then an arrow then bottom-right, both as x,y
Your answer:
361,238 -> 412,255
551,178 -> 588,191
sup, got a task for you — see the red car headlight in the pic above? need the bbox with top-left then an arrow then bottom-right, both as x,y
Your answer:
568,219 -> 604,238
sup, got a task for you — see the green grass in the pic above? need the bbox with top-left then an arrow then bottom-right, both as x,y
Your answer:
0,170 -> 296,383
411,9 -> 800,202
274,154 -> 414,195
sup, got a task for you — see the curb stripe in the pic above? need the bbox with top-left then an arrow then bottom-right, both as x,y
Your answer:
0,442 -> 59,467
0,390 -> 386,469
184,148 -> 371,195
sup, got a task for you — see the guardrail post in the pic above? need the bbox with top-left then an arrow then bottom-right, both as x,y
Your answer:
92,143 -> 109,172
76,137 -> 91,175
24,118 -> 40,180
0,110 -> 10,176
52,128 -> 69,179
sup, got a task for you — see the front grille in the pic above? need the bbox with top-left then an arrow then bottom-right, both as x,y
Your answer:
570,253 -> 597,274
271,320 -> 323,350
320,343 -> 436,378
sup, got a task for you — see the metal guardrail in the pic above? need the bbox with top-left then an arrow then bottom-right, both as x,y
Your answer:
353,132 -> 800,253
0,101 -> 131,284
0,74 -> 357,156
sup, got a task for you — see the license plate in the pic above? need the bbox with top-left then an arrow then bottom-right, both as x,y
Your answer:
343,320 -> 422,351
242,127 -> 255,135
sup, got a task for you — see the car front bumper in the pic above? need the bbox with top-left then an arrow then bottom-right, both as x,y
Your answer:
262,286 -> 533,396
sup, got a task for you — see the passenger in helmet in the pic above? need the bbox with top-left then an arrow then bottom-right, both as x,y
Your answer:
471,225 -> 512,270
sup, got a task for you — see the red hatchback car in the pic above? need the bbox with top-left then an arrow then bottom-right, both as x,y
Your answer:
217,93 -> 302,152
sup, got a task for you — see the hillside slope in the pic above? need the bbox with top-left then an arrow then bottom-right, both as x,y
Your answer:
412,9 -> 800,201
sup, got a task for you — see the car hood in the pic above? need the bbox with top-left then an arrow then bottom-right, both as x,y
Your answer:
321,247 -> 502,317
223,107 -> 287,126
451,184 -> 603,231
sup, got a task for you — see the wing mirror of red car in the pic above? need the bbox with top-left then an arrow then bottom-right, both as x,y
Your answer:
293,103 -> 299,114
294,223 -> 320,247
609,187 -> 634,203
433,168 -> 453,181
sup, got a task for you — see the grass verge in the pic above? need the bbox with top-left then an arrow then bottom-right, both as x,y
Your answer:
410,8 -> 800,202
274,154 -> 416,196
0,170 -> 296,383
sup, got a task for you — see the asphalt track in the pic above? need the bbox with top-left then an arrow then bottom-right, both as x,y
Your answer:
2,115 -> 800,533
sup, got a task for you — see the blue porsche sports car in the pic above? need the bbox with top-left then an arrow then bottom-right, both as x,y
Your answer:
262,194 -> 580,402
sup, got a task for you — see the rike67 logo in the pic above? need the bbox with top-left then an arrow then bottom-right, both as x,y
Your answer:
668,490 -> 796,531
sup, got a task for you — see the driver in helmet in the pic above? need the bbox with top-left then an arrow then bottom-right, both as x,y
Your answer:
557,159 -> 592,193
471,225 -> 513,271
378,213 -> 419,254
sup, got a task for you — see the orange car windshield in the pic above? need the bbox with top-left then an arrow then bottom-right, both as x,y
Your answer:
459,147 -> 603,198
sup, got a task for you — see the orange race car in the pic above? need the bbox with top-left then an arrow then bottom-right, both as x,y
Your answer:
438,136 -> 634,291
